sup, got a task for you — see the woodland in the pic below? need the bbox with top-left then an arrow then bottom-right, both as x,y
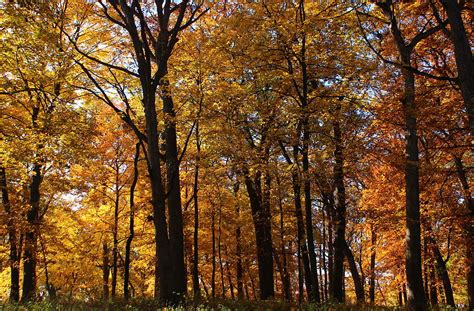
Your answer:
0,0 -> 472,310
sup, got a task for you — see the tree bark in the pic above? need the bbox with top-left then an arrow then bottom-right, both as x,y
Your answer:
103,241 -> 110,301
426,233 -> 455,307
291,167 -> 313,300
22,161 -> 41,302
331,106 -> 346,303
244,169 -> 274,299
344,242 -> 365,303
302,118 -> 320,303
211,205 -> 216,299
428,256 -> 438,306
91,1 -> 202,302
218,204 -> 226,298
277,182 -> 291,301
224,247 -> 235,300
454,156 -> 474,309
234,182 -> 244,299
111,160 -> 120,299
0,167 -> 20,302
326,193 -> 334,300
439,0 -> 474,137
124,143 -> 139,301
377,3 -> 427,309
322,202 -> 329,302
369,225 -> 376,304
401,52 -> 426,311
162,90 -> 186,300
192,122 -> 201,300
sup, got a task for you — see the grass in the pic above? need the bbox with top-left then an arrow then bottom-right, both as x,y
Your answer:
0,299 -> 460,311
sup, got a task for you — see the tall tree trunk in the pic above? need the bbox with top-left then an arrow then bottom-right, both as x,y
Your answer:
39,232 -> 55,300
85,2 -> 203,302
281,138 -> 311,300
192,122 -> 201,300
162,89 -> 186,300
244,170 -> 274,299
298,4 -> 320,299
224,247 -> 235,300
318,244 -> 325,302
22,161 -> 41,302
291,171 -> 313,300
22,104 -> 43,303
1,167 -> 20,302
344,242 -> 365,303
234,183 -> 244,299
124,143 -> 139,301
211,205 -> 216,299
428,256 -> 438,306
369,225 -> 376,304
142,88 -> 173,302
377,3 -> 427,309
454,156 -> 474,309
423,238 -> 430,303
322,203 -> 329,302
218,204 -> 226,298
439,0 -> 474,137
326,193 -> 334,299
112,164 -> 120,299
302,120 -> 320,302
426,233 -> 455,307
331,106 -> 346,303
277,182 -> 291,301
401,54 -> 426,311
103,241 -> 110,301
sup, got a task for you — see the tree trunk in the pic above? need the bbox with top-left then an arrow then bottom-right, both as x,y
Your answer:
331,106 -> 346,303
224,247 -> 235,300
0,167 -> 20,302
22,161 -> 41,302
344,241 -> 365,303
244,170 -> 274,299
112,164 -> 120,299
234,183 -> 244,299
322,202 -> 329,302
401,56 -> 426,311
162,89 -> 186,300
211,205 -> 216,298
426,234 -> 455,307
277,183 -> 291,301
142,87 -> 173,302
377,4 -> 427,309
369,225 -> 376,304
103,241 -> 110,301
428,257 -> 438,306
302,119 -> 320,302
291,170 -> 313,300
124,143 -> 139,301
218,204 -> 226,298
423,238 -> 430,303
454,156 -> 474,309
439,0 -> 474,137
192,123 -> 201,300
327,193 -> 334,300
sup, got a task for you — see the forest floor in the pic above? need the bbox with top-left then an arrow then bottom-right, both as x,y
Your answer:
0,299 -> 459,311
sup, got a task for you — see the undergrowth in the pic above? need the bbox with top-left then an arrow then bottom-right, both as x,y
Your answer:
0,299 -> 459,311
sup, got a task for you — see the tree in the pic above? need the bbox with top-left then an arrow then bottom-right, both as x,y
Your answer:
69,0 -> 208,303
